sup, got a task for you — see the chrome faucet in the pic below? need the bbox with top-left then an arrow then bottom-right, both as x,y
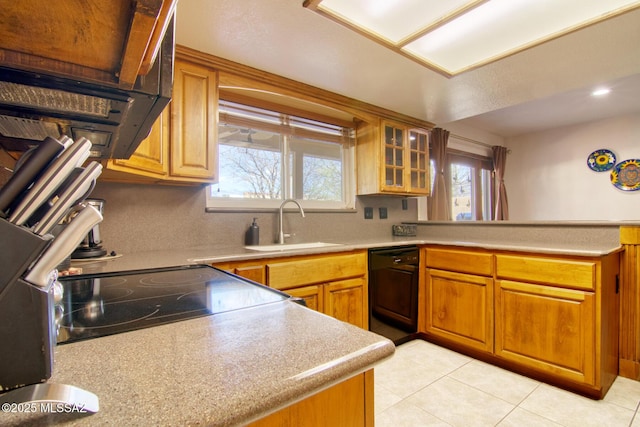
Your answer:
278,199 -> 305,244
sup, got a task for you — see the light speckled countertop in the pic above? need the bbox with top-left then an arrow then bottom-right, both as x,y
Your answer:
72,236 -> 622,275
4,300 -> 394,426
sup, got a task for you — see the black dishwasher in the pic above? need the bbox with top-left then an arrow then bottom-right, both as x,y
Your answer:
368,246 -> 419,345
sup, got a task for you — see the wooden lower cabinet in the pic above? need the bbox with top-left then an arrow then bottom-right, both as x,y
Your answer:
213,251 -> 368,329
286,284 -> 322,312
495,280 -> 595,385
273,277 -> 367,328
421,246 -> 620,398
425,268 -> 493,353
213,260 -> 266,285
324,278 -> 366,328
248,370 -> 374,427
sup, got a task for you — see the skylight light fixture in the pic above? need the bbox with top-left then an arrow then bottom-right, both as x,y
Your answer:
304,0 -> 640,77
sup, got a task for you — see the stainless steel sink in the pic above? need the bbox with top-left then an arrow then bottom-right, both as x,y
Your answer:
245,242 -> 342,252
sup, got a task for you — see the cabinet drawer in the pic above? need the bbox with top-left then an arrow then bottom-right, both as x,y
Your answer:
267,252 -> 366,289
425,248 -> 493,276
496,254 -> 596,290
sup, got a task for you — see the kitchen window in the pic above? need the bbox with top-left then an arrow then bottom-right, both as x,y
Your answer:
207,100 -> 355,210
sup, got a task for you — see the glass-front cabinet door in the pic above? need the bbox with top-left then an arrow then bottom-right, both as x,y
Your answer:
383,122 -> 405,191
408,129 -> 430,194
380,121 -> 430,194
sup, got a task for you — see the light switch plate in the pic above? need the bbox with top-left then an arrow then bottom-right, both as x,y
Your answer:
364,207 -> 373,219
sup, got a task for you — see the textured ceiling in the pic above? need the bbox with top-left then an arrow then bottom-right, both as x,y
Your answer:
175,0 -> 640,138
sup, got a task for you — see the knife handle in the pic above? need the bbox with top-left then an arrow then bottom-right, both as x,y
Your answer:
9,137 -> 92,226
32,162 -> 103,236
24,204 -> 102,287
0,137 -> 65,215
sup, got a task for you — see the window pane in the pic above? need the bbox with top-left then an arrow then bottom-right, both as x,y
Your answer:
481,168 -> 492,220
451,163 -> 472,221
429,159 -> 435,193
291,137 -> 343,201
213,125 -> 282,199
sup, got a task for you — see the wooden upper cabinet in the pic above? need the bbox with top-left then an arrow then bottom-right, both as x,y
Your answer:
170,59 -> 218,181
106,107 -> 170,179
103,58 -> 218,184
356,119 -> 430,196
0,0 -> 178,88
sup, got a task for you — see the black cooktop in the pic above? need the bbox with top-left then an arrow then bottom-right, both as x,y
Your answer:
55,265 -> 289,344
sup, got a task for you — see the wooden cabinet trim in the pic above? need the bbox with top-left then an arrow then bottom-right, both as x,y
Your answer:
425,247 -> 494,276
496,254 -> 596,290
267,252 -> 367,289
621,226 -> 640,245
497,279 -> 591,301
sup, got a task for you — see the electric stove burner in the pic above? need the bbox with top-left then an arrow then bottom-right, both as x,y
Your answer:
56,265 -> 290,344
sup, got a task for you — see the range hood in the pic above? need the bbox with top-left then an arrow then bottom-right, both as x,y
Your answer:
0,18 -> 174,160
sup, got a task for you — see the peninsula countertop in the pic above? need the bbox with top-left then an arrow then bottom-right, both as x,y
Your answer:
4,299 -> 394,426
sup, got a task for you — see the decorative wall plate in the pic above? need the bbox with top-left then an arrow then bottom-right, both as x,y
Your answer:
587,149 -> 616,172
611,159 -> 640,191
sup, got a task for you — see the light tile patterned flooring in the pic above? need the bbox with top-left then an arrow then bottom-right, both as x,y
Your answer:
374,340 -> 640,427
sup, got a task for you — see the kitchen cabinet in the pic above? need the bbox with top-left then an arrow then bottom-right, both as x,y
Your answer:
0,0 -> 177,89
211,260 -> 266,285
420,245 -> 620,398
214,251 -> 368,329
619,226 -> 640,380
267,251 -> 368,329
169,58 -> 218,181
248,370 -> 373,427
104,107 -> 170,181
423,248 -> 494,353
356,119 -> 430,195
103,58 -> 218,184
495,279 -> 596,385
494,253 -> 619,393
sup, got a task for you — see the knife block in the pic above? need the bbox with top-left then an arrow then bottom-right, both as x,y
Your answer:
0,219 -> 55,391
0,218 -> 52,295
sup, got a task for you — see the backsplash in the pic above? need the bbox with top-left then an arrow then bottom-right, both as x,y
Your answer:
90,182 -> 419,254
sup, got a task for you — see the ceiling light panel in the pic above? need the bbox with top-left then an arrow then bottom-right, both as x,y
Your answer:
404,0 -> 640,74
317,0 -> 477,43
308,0 -> 640,76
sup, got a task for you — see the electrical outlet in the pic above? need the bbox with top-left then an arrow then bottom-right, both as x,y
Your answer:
379,207 -> 388,219
364,207 -> 373,219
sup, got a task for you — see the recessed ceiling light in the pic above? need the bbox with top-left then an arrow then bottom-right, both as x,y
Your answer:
591,88 -> 611,96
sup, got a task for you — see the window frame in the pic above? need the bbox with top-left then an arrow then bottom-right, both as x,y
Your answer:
428,148 -> 495,221
206,99 -> 357,211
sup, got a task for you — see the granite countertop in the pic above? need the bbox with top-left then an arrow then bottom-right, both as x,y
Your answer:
4,300 -> 395,426
71,236 -> 622,275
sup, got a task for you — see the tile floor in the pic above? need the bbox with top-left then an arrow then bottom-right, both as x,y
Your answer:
374,340 -> 640,427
